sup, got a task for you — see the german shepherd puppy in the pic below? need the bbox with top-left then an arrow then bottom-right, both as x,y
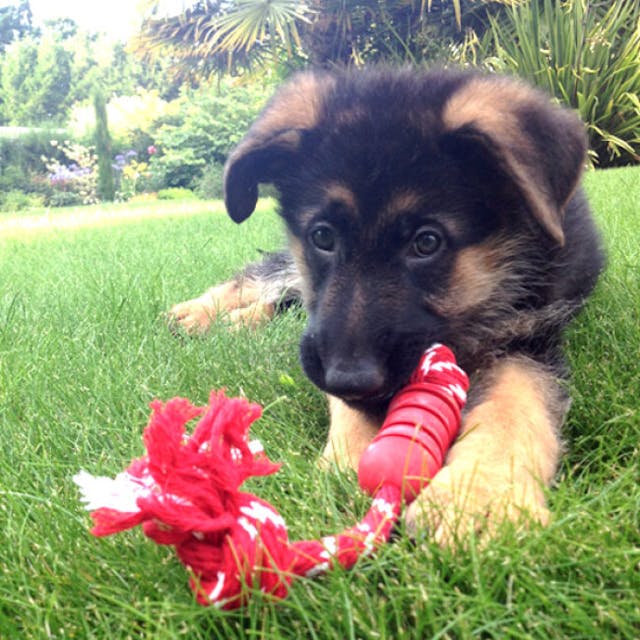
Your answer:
170,68 -> 604,544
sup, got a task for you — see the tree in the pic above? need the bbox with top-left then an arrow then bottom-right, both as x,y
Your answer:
135,0 -> 308,81
0,16 -> 179,126
301,0 -> 464,66
0,0 -> 35,52
94,89 -> 115,201
135,1 -> 523,77
0,33 -> 73,125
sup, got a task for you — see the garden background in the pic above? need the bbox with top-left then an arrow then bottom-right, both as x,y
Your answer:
0,0 -> 638,211
1,1 -> 639,638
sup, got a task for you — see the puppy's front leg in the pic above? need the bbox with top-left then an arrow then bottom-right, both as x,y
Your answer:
168,280 -> 274,333
168,251 -> 302,333
321,396 -> 381,470
406,355 -> 568,546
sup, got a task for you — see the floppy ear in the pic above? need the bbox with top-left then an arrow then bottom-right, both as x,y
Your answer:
442,76 -> 588,245
223,72 -> 335,223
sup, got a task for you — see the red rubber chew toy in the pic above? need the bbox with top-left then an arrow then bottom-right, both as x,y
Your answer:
74,344 -> 468,608
358,344 -> 468,502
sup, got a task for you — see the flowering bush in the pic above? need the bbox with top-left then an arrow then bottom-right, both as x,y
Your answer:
43,141 -> 98,206
112,150 -> 152,201
112,150 -> 138,171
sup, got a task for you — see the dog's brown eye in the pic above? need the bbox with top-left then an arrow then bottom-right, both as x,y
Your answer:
413,230 -> 442,257
310,225 -> 336,252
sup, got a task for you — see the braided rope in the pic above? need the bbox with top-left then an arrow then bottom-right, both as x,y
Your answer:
75,344 -> 468,608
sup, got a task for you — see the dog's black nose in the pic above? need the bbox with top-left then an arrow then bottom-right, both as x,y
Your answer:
323,358 -> 386,400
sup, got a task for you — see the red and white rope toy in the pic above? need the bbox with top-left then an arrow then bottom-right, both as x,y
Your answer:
74,344 -> 468,609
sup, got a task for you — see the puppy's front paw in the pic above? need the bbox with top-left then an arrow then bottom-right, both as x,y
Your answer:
168,293 -> 218,334
168,281 -> 274,334
404,462 -> 550,548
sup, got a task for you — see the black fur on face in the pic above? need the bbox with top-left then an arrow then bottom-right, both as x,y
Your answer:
223,68 -> 604,417
285,139 -> 505,415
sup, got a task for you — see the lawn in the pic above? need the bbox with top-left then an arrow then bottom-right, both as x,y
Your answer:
1,167 -> 639,639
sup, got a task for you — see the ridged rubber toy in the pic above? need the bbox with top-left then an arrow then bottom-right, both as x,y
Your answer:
358,344 -> 468,503
74,343 -> 469,609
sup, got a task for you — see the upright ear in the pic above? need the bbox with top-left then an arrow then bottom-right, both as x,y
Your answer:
441,75 -> 588,245
223,72 -> 336,223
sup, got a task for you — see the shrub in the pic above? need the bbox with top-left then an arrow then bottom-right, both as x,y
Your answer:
195,162 -> 224,200
0,127 -> 68,192
156,187 -> 196,200
68,90 -> 178,151
464,0 -> 640,166
0,190 -> 44,212
47,190 -> 84,208
148,80 -> 272,189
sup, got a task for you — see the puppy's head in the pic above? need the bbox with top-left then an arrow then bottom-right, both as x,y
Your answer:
224,69 -> 587,416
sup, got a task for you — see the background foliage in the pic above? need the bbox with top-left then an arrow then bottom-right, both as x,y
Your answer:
464,0 -> 640,165
148,80 -> 272,190
0,2 -> 638,636
0,0 -> 638,213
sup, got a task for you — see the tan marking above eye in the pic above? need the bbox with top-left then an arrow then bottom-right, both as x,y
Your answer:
385,190 -> 425,217
293,182 -> 358,228
381,191 -> 466,240
324,183 -> 358,214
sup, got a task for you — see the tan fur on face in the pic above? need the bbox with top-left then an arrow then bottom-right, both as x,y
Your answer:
430,237 -> 521,316
386,190 -> 424,217
291,182 -> 359,229
324,183 -> 358,214
376,189 -> 426,228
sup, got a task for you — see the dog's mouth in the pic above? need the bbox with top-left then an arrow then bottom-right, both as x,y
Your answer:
337,385 -> 404,419
344,397 -> 393,421
299,326 -> 434,418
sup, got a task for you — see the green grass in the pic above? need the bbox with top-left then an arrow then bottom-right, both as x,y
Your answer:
1,168 -> 639,639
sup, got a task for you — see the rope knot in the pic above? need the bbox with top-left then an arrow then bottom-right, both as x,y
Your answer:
75,344 -> 469,608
